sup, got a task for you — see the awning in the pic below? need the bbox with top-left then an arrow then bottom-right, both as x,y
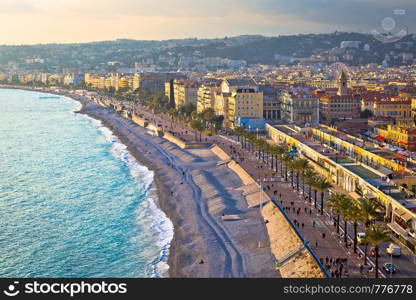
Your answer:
399,141 -> 408,145
388,222 -> 407,236
349,192 -> 362,200
375,136 -> 385,140
395,210 -> 414,223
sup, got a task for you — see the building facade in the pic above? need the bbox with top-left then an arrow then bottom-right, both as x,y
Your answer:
260,84 -> 281,121
281,90 -> 319,125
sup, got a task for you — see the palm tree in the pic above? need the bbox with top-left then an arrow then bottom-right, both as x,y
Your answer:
281,154 -> 292,182
304,169 -> 317,203
287,160 -> 296,188
365,225 -> 390,278
348,202 -> 362,254
339,195 -> 354,248
327,193 -> 346,234
189,119 -> 204,142
293,158 -> 309,192
314,178 -> 333,215
357,198 -> 379,265
274,145 -> 286,174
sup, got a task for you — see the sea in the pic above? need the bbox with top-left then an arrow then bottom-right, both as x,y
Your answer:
0,88 -> 173,277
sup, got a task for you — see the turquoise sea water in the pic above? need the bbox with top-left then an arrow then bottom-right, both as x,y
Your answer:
0,89 -> 173,277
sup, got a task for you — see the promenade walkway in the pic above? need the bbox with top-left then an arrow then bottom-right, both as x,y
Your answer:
215,139 -> 381,278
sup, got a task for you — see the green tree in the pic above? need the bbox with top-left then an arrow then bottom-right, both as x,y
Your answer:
365,225 -> 390,278
327,193 -> 347,234
357,198 -> 379,265
313,178 -> 333,215
303,168 -> 317,203
189,119 -> 204,142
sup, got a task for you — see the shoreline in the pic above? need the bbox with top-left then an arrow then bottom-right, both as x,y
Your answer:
82,113 -> 173,278
1,86 -> 179,277
72,94 -> 179,277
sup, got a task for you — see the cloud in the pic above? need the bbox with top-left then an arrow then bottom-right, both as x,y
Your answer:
0,0 -> 415,44
0,0 -> 37,14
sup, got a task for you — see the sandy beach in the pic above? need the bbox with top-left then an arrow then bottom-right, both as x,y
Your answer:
52,90 -> 280,278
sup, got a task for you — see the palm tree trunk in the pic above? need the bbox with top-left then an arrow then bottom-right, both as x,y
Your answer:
291,171 -> 294,187
296,173 -> 300,191
285,166 -> 288,181
302,177 -> 305,195
344,220 -> 348,248
364,242 -> 368,265
308,185 -> 312,203
375,246 -> 379,278
314,190 -> 317,208
275,156 -> 278,172
336,214 -> 340,234
353,222 -> 358,254
320,191 -> 324,215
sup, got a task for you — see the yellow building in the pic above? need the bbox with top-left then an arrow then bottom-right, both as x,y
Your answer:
197,84 -> 219,113
84,73 -> 100,89
375,125 -> 416,151
172,79 -> 198,109
363,98 -> 412,127
118,77 -> 129,90
215,79 -> 263,129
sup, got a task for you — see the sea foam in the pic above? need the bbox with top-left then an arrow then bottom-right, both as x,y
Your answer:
85,115 -> 174,278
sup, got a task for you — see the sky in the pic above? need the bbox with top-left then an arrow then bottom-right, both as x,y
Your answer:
0,0 -> 415,44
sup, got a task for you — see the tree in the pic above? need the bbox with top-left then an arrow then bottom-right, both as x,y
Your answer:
201,108 -> 215,131
292,158 -> 309,192
313,178 -> 333,215
168,108 -> 177,119
281,154 -> 293,182
287,160 -> 296,188
360,109 -> 374,118
357,198 -> 379,265
213,115 -> 224,133
304,168 -> 317,203
348,202 -> 363,254
365,225 -> 390,278
189,119 -> 204,142
272,145 -> 286,174
338,195 -> 354,248
327,193 -> 346,234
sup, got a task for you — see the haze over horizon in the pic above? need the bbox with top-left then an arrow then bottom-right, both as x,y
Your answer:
0,0 -> 415,45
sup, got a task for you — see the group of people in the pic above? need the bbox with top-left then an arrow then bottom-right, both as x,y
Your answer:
321,257 -> 349,278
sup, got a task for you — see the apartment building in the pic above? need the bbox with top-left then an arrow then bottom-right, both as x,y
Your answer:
136,72 -> 186,92
319,72 -> 361,122
259,84 -> 280,121
172,79 -> 198,109
281,89 -> 319,126
196,82 -> 220,113
215,78 -> 263,129
375,125 -> 416,151
362,98 -> 412,127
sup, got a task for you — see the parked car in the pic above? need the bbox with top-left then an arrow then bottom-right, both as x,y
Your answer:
386,244 -> 401,257
382,263 -> 397,274
369,247 -> 380,257
357,232 -> 366,244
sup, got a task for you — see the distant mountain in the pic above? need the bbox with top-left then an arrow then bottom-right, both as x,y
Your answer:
0,32 -> 415,71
